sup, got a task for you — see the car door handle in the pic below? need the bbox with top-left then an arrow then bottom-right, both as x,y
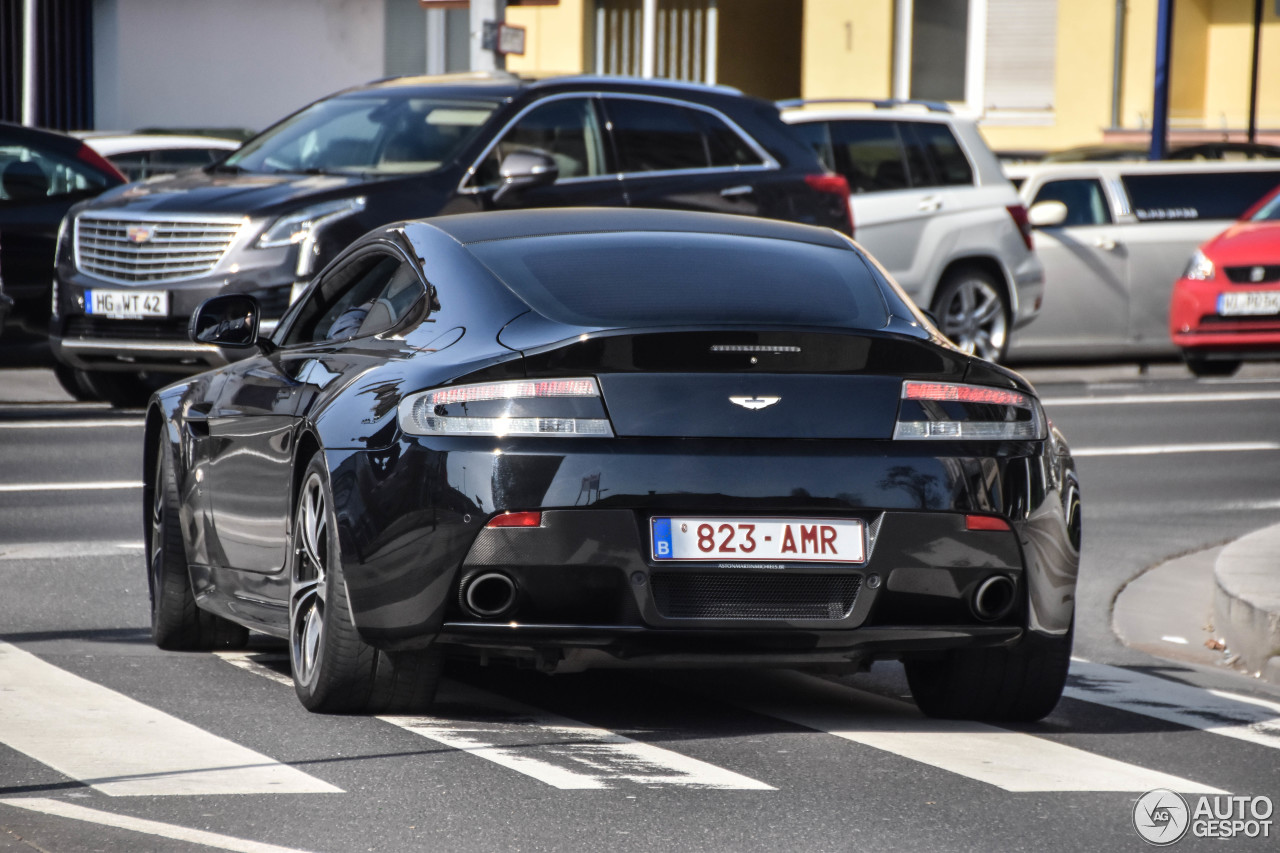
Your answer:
720,185 -> 754,198
1093,237 -> 1119,251
918,197 -> 942,212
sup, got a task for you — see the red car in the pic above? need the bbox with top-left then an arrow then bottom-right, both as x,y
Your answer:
1170,184 -> 1280,376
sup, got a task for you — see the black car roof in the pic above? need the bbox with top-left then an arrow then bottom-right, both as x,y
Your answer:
349,72 -> 748,103
413,207 -> 854,249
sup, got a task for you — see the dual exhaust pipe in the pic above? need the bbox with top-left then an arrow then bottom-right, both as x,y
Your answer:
970,574 -> 1017,622
461,571 -> 519,619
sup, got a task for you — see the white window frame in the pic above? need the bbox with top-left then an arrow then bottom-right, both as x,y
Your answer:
892,0 -> 1054,125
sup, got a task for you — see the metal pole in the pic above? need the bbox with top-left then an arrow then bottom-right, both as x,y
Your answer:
21,0 -> 37,126
470,0 -> 506,73
1149,0 -> 1174,160
1110,0 -> 1126,129
1247,0 -> 1263,143
641,0 -> 656,78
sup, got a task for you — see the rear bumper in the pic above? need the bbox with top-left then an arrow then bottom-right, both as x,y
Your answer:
328,436 -> 1080,662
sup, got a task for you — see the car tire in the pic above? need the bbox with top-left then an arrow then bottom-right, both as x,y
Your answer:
904,624 -> 1073,722
289,453 -> 442,714
148,442 -> 250,651
1183,355 -> 1241,378
53,363 -> 102,401
83,370 -> 167,408
930,269 -> 1010,363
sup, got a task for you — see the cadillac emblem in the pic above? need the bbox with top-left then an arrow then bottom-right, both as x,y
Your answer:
729,395 -> 781,410
127,225 -> 157,244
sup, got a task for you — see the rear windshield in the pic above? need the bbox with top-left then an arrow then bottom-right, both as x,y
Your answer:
468,232 -> 890,329
1121,171 -> 1280,221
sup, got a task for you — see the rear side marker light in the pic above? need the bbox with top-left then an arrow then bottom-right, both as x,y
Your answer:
966,515 -> 1011,532
398,377 -> 614,437
486,511 -> 542,528
805,172 -> 855,237
894,380 -> 1046,440
1007,204 -> 1033,251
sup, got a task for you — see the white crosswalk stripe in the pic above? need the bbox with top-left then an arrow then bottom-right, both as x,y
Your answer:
216,652 -> 772,791
0,642 -> 341,796
1064,658 -> 1280,751
680,670 -> 1228,794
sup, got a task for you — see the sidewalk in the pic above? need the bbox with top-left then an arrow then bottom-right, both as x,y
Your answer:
1213,524 -> 1280,683
1114,523 -> 1280,685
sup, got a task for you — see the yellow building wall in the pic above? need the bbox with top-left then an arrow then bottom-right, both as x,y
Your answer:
1202,0 -> 1280,129
506,0 -> 588,74
1170,0 -> 1210,126
800,0 -> 893,100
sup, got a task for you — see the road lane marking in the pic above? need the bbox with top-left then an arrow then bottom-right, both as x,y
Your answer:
216,652 -> 771,791
710,671 -> 1225,794
0,418 -> 145,429
0,799 -> 315,853
0,481 -> 143,493
0,642 -> 341,796
1065,659 -> 1280,752
1071,442 -> 1280,457
1042,390 -> 1280,406
0,542 -> 143,561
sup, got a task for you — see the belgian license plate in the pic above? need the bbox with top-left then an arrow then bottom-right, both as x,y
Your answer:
1218,291 -> 1280,316
651,517 -> 866,563
85,289 -> 168,319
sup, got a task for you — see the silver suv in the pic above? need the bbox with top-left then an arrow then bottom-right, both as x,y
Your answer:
782,100 -> 1043,362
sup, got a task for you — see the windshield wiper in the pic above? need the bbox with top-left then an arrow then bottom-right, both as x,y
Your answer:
208,163 -> 249,174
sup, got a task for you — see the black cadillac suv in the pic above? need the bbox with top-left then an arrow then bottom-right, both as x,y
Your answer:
50,73 -> 853,405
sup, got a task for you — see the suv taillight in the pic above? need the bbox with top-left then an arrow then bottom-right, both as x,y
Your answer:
805,173 -> 855,237
1006,204 -> 1033,251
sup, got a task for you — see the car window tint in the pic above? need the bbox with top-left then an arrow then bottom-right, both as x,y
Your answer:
788,121 -> 836,171
1121,171 -> 1280,221
469,232 -> 889,329
475,97 -> 604,186
1032,178 -> 1112,226
909,122 -> 973,186
826,120 -> 910,193
608,98 -> 709,172
285,253 -> 421,344
1252,191 -> 1280,222
696,111 -> 764,168
0,145 -> 112,202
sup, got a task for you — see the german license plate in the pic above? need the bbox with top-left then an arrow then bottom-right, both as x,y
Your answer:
1218,290 -> 1280,316
85,289 -> 168,319
651,517 -> 866,563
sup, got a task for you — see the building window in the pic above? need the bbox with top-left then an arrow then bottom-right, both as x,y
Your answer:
894,0 -> 1056,121
909,0 -> 969,103
594,0 -> 718,84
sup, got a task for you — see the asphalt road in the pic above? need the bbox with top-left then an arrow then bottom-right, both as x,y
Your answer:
2,362 -> 1279,853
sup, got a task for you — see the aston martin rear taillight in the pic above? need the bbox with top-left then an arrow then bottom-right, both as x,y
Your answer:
894,381 -> 1046,440
398,378 -> 613,437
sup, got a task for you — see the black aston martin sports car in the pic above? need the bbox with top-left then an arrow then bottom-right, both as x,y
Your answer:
144,207 -> 1081,721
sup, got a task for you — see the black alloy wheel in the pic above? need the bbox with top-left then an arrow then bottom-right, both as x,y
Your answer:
148,442 -> 248,650
289,452 -> 442,714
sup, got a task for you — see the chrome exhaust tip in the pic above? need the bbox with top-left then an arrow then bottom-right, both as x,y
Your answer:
971,575 -> 1017,622
463,572 -> 518,619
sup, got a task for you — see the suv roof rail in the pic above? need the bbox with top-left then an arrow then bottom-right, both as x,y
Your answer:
776,97 -> 953,114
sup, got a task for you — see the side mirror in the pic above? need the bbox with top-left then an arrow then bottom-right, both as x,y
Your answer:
190,294 -> 260,348
1027,200 -> 1068,228
492,148 -> 559,204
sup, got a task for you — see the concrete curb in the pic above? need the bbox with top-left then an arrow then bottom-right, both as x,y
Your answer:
1213,523 -> 1280,683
